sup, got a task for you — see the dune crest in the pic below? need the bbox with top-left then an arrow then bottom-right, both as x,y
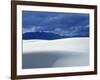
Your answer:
23,37 -> 89,54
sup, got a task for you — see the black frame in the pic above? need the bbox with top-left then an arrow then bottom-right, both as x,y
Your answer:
11,0 -> 97,80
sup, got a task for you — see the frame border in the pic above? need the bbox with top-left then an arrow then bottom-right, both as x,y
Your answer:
11,1 -> 97,80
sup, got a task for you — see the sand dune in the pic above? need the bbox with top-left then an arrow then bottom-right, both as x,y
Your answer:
23,37 -> 89,54
22,38 -> 89,68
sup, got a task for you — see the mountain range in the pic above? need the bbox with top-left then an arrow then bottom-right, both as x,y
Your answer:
22,32 -> 89,40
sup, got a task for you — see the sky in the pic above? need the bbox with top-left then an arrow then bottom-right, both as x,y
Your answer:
22,10 -> 89,37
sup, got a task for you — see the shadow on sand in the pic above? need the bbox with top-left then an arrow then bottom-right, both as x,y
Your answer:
22,51 -> 89,69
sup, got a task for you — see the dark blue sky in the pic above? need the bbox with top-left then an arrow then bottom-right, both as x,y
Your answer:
22,10 -> 89,37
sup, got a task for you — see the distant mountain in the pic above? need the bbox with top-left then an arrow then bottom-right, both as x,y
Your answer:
23,32 -> 63,40
22,32 -> 89,40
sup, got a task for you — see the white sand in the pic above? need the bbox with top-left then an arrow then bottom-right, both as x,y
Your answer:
23,37 -> 89,54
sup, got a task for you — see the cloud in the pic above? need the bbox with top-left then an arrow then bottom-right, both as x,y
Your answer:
23,26 -> 42,33
23,11 -> 89,30
22,11 -> 89,37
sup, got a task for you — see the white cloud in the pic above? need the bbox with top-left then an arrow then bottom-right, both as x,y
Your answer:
23,26 -> 42,33
41,14 -> 64,24
85,25 -> 89,28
